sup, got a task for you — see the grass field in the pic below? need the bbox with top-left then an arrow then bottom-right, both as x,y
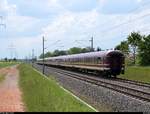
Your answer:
119,66 -> 150,83
18,64 -> 95,112
0,62 -> 19,68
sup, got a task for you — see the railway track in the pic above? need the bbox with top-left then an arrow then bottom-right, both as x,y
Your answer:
115,78 -> 150,88
34,64 -> 150,102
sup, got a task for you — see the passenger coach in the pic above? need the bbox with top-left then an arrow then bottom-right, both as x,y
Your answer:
37,50 -> 125,78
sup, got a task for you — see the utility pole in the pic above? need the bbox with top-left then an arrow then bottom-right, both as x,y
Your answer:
90,37 -> 94,52
28,53 -> 31,63
0,16 -> 6,29
8,43 -> 16,61
42,36 -> 45,74
32,49 -> 34,67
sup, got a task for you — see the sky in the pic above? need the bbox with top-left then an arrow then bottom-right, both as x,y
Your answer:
0,0 -> 150,59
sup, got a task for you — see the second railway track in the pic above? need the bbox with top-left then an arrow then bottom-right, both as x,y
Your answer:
115,78 -> 150,88
38,65 -> 150,103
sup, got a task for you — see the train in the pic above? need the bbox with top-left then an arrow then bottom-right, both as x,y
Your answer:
37,50 -> 125,78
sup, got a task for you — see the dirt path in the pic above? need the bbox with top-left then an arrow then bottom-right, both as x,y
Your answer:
0,65 -> 25,112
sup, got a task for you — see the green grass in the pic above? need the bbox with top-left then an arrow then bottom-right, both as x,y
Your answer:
0,62 -> 19,68
18,64 -> 95,112
119,66 -> 150,83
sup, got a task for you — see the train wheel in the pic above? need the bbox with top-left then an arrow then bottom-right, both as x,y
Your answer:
107,74 -> 112,78
102,72 -> 109,78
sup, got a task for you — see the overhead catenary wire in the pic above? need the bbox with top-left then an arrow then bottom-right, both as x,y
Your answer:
94,2 -> 150,49
44,40 -> 64,54
42,1 -> 150,54
45,40 -> 61,49
101,12 -> 150,34
74,40 -> 88,48
96,0 -> 150,31
74,2 -> 150,51
92,1 -> 150,41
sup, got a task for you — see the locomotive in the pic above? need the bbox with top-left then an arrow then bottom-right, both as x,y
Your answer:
37,50 -> 125,78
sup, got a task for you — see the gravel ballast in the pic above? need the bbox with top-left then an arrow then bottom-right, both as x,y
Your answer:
33,64 -> 150,112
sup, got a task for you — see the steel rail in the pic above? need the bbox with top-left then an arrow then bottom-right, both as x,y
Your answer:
116,78 -> 150,88
37,63 -> 150,89
44,66 -> 150,102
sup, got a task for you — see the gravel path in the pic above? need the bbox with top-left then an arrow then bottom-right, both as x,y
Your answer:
0,66 -> 25,112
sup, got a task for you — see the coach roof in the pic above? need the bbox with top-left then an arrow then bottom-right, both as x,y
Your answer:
44,50 -> 123,61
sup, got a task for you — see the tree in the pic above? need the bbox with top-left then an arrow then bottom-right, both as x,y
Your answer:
81,47 -> 91,53
68,47 -> 82,54
53,50 -> 60,56
127,32 -> 142,65
4,57 -> 8,62
115,41 -> 129,56
13,58 -> 17,61
39,54 -> 44,59
97,47 -> 102,51
58,50 -> 68,56
39,52 -> 50,59
138,35 -> 150,66
44,52 -> 53,58
52,50 -> 67,56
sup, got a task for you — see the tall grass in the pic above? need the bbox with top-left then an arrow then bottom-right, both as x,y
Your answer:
119,66 -> 150,83
18,64 -> 95,112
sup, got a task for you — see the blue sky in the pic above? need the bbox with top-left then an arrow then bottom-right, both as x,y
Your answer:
0,0 -> 150,59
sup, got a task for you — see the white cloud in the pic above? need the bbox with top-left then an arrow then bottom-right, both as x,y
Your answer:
42,10 -> 99,47
40,1 -> 150,51
5,15 -> 39,33
0,0 -> 17,16
47,0 -> 61,7
1,0 -> 150,58
137,0 -> 143,3
0,0 -> 41,38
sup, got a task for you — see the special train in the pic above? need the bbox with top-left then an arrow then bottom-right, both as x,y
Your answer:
37,50 -> 125,78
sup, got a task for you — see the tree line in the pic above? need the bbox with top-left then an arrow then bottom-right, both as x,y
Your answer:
39,46 -> 102,59
39,31 -> 150,66
115,31 -> 150,66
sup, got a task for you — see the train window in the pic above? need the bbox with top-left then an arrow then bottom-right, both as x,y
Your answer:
86,58 -> 88,63
92,57 -> 94,64
77,58 -> 79,63
81,58 -> 83,63
98,57 -> 101,60
85,58 -> 87,63
94,57 -> 97,64
90,58 -> 92,63
87,58 -> 90,63
92,58 -> 94,63
94,58 -> 96,64
84,58 -> 85,63
81,58 -> 84,64
97,57 -> 101,64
